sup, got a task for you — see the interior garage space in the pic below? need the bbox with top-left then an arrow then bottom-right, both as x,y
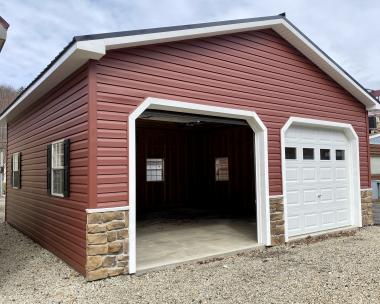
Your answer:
135,110 -> 258,271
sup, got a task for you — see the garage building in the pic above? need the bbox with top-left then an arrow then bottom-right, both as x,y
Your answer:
0,14 -> 377,280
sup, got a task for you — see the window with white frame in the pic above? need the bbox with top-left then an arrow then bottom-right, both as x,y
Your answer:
146,158 -> 164,182
12,152 -> 20,189
215,157 -> 229,181
51,140 -> 65,196
0,151 -> 4,167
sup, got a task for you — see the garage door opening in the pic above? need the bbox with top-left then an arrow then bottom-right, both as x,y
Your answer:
135,110 -> 258,271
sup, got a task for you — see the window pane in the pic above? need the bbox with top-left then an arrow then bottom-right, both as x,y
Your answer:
146,158 -> 164,182
303,148 -> 314,160
336,150 -> 345,160
320,149 -> 330,160
285,147 -> 296,160
52,169 -> 64,195
215,157 -> 229,181
12,153 -> 19,171
52,141 -> 64,168
12,172 -> 19,188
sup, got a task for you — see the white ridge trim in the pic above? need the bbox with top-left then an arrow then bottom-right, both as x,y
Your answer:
86,206 -> 130,213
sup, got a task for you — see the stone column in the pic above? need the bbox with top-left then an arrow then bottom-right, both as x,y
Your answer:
86,209 -> 129,281
269,195 -> 285,245
361,189 -> 373,226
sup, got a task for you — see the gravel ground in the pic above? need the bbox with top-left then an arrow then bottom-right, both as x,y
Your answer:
1,199 -> 380,304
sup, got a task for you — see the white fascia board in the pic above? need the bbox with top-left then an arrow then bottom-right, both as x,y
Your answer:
273,22 -> 377,110
0,43 -> 105,123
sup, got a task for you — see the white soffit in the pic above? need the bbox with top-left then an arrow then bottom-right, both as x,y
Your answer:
1,16 -> 378,123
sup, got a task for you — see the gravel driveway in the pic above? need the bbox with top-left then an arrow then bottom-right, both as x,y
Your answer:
1,199 -> 380,304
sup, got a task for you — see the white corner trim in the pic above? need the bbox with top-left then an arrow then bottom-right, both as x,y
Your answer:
128,97 -> 270,274
281,117 -> 362,242
86,206 -> 130,213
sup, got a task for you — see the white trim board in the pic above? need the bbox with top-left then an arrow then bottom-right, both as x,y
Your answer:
128,97 -> 271,274
280,117 -> 362,242
86,206 -> 130,213
269,194 -> 284,199
1,16 -> 378,123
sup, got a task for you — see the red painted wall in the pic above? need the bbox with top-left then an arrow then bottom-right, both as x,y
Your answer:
94,29 -> 369,206
6,66 -> 90,274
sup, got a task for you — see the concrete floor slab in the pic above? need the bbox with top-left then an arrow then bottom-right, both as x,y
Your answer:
136,218 -> 258,271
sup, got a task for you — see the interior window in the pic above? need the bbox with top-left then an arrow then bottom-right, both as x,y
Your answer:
303,148 -> 314,160
146,158 -> 164,182
285,147 -> 297,160
320,149 -> 331,160
336,150 -> 345,160
215,157 -> 229,181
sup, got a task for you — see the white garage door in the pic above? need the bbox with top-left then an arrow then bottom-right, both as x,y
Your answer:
285,125 -> 351,237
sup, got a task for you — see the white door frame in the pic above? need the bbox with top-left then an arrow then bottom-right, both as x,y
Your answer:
128,97 -> 270,274
281,117 -> 362,242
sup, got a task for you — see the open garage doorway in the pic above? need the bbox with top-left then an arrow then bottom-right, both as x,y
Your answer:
128,97 -> 270,274
135,109 -> 258,271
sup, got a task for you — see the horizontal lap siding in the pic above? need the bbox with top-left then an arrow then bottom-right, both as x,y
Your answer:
6,66 -> 89,274
95,29 -> 369,205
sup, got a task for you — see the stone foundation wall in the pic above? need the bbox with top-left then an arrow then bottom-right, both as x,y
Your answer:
269,195 -> 285,245
86,210 -> 129,281
361,189 -> 373,226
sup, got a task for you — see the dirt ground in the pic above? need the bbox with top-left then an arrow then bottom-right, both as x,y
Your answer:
1,198 -> 380,304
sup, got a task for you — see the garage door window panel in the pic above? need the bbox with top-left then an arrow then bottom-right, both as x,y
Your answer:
303,148 -> 314,160
285,147 -> 297,160
336,150 -> 345,160
320,149 -> 331,160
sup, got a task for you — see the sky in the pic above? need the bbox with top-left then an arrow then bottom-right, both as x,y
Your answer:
1,0 -> 380,90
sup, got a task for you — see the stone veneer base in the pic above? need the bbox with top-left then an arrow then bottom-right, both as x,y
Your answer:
269,195 -> 285,245
86,210 -> 129,281
361,189 -> 373,226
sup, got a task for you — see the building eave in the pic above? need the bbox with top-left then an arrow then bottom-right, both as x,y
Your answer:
1,15 -> 377,123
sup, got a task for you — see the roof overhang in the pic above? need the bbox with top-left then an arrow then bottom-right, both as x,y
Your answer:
0,16 -> 9,52
0,24 -> 7,52
1,15 -> 378,122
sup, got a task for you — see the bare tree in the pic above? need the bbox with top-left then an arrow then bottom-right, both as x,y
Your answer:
0,84 -> 22,113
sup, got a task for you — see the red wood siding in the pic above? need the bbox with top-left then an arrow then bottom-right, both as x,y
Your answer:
6,66 -> 89,275
94,28 -> 369,207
